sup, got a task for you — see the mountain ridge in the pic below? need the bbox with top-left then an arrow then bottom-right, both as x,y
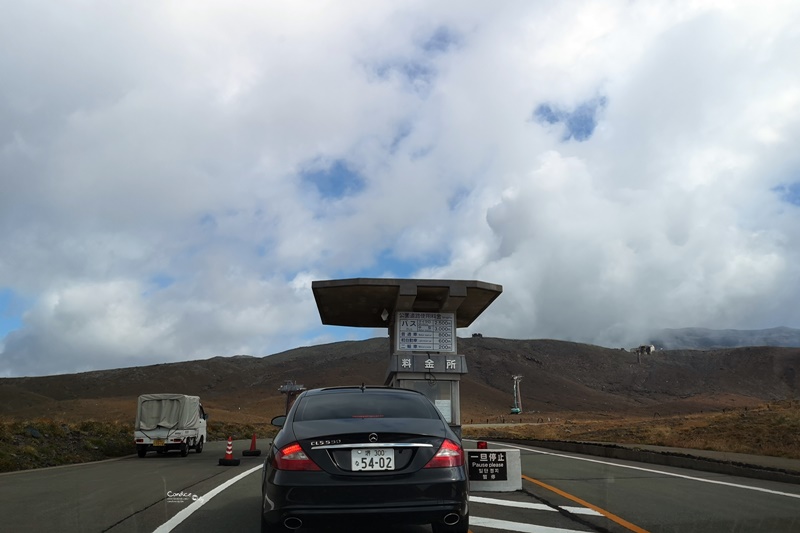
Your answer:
649,326 -> 800,350
1,335 -> 797,423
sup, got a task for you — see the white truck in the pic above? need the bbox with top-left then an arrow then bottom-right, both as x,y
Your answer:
134,393 -> 208,457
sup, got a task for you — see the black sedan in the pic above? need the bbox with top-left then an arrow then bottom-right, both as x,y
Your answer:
260,386 -> 469,532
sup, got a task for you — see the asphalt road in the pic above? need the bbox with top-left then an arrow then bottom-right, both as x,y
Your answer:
2,438 -> 799,533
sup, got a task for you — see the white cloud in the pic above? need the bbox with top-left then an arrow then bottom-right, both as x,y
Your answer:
1,0 -> 800,376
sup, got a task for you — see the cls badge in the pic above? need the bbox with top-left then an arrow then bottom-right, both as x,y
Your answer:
310,439 -> 341,446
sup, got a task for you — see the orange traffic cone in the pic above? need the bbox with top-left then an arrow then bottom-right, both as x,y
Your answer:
242,433 -> 262,457
218,436 -> 241,466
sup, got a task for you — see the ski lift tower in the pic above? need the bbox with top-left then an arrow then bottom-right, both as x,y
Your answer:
510,375 -> 523,415
312,278 -> 502,437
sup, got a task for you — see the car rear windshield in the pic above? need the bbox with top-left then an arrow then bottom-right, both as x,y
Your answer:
294,391 -> 441,421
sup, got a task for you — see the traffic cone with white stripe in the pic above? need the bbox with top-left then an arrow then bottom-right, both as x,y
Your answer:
242,433 -> 261,456
218,436 -> 241,466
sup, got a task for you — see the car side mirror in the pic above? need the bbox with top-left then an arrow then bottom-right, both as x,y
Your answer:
203,414 -> 209,421
271,415 -> 287,428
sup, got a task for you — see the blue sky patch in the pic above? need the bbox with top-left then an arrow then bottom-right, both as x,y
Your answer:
774,182 -> 800,206
0,288 -> 24,338
199,213 -> 217,230
448,186 -> 471,211
382,61 -> 436,94
347,249 -> 447,280
374,251 -> 419,279
390,122 -> 413,153
401,62 -> 435,84
534,104 -> 562,125
150,274 -> 175,289
422,26 -> 461,54
410,145 -> 433,160
366,27 -> 462,97
142,274 -> 176,298
533,96 -> 607,142
346,251 -> 417,279
302,159 -> 366,200
372,60 -> 435,89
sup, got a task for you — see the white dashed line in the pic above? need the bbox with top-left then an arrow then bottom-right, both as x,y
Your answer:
561,506 -> 603,516
470,495 -> 555,512
470,495 -> 601,516
471,516 -> 589,533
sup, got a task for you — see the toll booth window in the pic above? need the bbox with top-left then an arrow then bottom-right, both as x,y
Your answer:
402,380 -> 453,423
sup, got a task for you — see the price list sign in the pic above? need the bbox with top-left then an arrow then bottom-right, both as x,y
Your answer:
396,312 -> 455,353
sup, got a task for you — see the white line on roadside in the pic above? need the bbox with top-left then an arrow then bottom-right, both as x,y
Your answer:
561,506 -> 603,516
489,441 -> 800,500
469,495 -> 601,516
153,464 -> 262,533
470,495 -> 554,511
471,516 -> 589,532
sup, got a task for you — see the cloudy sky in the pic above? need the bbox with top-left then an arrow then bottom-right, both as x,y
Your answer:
2,1 -> 799,377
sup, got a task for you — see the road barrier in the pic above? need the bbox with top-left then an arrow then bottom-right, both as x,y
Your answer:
242,433 -> 262,457
218,436 -> 241,466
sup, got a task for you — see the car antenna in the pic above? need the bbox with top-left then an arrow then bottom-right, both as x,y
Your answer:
360,382 -> 365,392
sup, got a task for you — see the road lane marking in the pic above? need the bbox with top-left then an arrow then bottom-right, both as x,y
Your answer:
522,474 -> 650,533
471,516 -> 588,532
561,506 -> 603,516
470,496 -> 601,516
470,495 -> 555,512
490,441 -> 800,501
153,464 -> 262,533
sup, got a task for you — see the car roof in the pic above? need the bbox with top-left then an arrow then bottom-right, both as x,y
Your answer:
302,386 -> 424,397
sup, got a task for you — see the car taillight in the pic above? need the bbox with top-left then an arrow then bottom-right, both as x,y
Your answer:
272,443 -> 322,471
424,439 -> 464,469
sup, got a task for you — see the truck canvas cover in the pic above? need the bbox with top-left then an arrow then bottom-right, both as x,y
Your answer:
135,393 -> 201,431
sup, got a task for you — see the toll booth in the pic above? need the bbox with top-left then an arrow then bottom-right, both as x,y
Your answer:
278,380 -> 306,414
312,278 -> 502,436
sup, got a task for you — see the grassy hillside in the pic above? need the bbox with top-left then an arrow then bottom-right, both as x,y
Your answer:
464,400 -> 800,460
1,337 -> 798,472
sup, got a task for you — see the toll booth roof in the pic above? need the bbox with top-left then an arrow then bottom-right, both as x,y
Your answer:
311,278 -> 503,328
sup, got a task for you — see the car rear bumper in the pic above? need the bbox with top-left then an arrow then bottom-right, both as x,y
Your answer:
263,502 -> 468,531
262,469 -> 468,528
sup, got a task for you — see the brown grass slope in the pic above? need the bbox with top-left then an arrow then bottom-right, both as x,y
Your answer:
2,338 -> 799,471
0,337 -> 797,423
460,338 -> 799,418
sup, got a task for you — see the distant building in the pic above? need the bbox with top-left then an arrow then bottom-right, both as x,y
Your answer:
630,345 -> 655,354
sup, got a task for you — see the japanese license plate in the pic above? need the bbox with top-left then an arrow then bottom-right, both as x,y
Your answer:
351,448 -> 394,471
153,439 -> 165,447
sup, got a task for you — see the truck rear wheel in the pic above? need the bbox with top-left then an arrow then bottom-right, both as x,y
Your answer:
194,437 -> 204,454
137,445 -> 148,458
180,442 -> 189,457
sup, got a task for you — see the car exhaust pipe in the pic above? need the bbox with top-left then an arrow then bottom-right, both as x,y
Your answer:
283,517 -> 303,530
443,513 -> 460,526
